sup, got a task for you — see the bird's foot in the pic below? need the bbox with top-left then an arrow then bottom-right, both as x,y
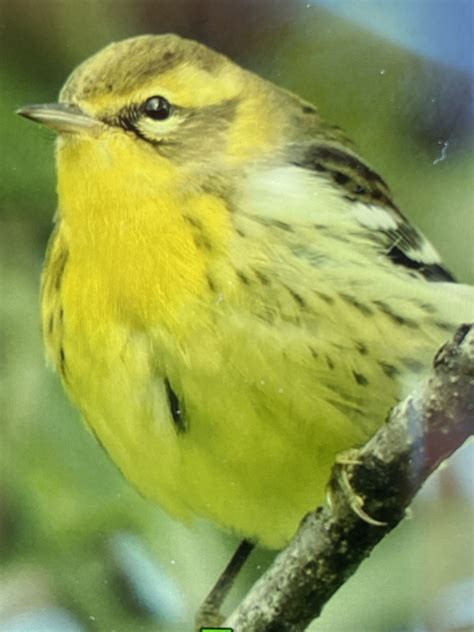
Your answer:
329,448 -> 387,527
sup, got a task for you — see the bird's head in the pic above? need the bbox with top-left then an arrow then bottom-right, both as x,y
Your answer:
18,34 -> 313,187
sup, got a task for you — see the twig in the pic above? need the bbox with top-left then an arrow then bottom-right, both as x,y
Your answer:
224,324 -> 474,631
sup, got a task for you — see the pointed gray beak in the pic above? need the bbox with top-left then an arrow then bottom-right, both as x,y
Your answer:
16,102 -> 102,134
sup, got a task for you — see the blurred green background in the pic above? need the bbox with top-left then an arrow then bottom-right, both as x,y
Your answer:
1,1 -> 473,631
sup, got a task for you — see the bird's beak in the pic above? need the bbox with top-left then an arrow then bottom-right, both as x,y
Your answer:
16,102 -> 102,134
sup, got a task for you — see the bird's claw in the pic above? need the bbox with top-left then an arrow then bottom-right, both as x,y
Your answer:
329,448 -> 387,527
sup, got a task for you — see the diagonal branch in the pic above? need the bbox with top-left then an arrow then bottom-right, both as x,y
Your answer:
224,324 -> 474,632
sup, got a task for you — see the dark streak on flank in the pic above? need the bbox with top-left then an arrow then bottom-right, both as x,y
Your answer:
289,244 -> 327,266
416,301 -> 437,314
326,354 -> 335,370
434,320 -> 455,332
355,341 -> 368,355
48,314 -> 54,334
315,290 -> 334,305
236,228 -> 246,237
257,314 -> 273,325
254,269 -> 271,286
378,361 -> 399,379
271,220 -> 293,232
339,293 -> 374,316
59,346 -> 67,379
253,216 -> 293,232
373,300 -> 418,329
322,231 -> 350,244
400,357 -> 425,373
55,250 -> 69,290
309,346 -> 319,359
183,215 -> 212,251
237,270 -> 250,285
352,371 -> 369,386
285,286 -> 306,308
207,275 -> 217,292
326,399 -> 365,419
164,378 -> 187,433
257,308 -> 275,325
192,234 -> 212,251
183,215 -> 203,230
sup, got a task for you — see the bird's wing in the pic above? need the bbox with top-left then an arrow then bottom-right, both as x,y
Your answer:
203,146 -> 471,434
236,142 -> 455,284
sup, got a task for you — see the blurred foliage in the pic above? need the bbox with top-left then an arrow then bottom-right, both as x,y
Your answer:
0,1 -> 472,631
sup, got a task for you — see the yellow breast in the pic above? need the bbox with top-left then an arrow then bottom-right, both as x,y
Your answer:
42,136 -> 367,548
43,133 -> 455,549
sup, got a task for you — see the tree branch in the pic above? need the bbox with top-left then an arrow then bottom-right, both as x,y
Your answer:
224,324 -> 474,632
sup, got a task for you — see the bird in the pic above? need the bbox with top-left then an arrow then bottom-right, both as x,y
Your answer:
17,34 -> 474,556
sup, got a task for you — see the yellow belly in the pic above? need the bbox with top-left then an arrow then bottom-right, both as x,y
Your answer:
57,309 -> 373,549
42,227 -> 373,548
40,122 -> 471,550
41,209 -> 455,549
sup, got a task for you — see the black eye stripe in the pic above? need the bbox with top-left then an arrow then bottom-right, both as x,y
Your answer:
109,96 -> 173,131
112,104 -> 141,131
105,97 -> 178,146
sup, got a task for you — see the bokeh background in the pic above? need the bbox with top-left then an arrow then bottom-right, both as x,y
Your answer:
1,1 -> 473,630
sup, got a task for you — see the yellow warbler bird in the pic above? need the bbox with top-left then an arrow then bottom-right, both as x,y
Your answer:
18,34 -> 474,550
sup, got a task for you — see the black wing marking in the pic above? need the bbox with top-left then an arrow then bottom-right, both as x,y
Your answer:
292,142 -> 456,283
386,245 -> 455,282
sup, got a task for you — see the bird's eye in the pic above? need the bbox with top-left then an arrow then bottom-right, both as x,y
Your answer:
143,96 -> 172,121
